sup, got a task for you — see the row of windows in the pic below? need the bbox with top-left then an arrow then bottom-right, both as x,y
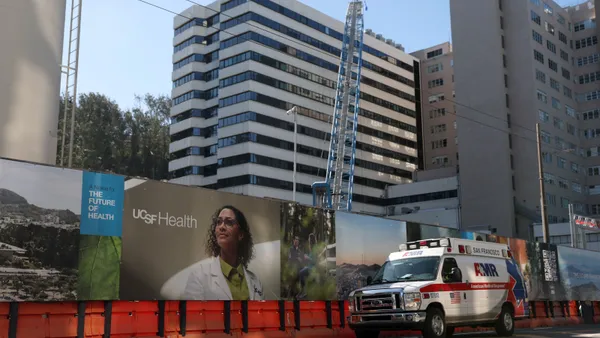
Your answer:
174,33 -> 219,54
170,145 -> 217,160
174,14 -> 220,36
219,30 -> 415,88
219,66 -> 416,120
219,70 -> 335,106
172,87 -> 219,106
542,172 -> 582,193
579,71 -> 600,85
220,0 -> 415,73
170,164 -> 218,179
173,69 -> 219,88
217,153 -> 395,190
170,125 -> 218,142
575,36 -> 598,50
173,51 -> 219,71
582,108 -> 600,121
576,90 -> 600,102
217,90 -> 418,137
171,106 -> 218,124
577,53 -> 600,67
216,111 -> 417,162
217,132 -> 413,179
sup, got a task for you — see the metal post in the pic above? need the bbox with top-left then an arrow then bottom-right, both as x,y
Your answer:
569,203 -> 576,247
536,123 -> 550,243
287,107 -> 297,202
67,0 -> 83,168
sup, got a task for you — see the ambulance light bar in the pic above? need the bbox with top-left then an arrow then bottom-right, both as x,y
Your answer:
502,249 -> 513,258
399,238 -> 450,252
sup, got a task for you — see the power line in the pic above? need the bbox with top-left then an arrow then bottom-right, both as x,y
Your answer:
137,0 -> 581,159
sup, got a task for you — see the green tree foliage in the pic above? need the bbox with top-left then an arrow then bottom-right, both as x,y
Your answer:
280,204 -> 336,300
56,93 -> 171,179
0,223 -> 78,269
77,235 -> 122,300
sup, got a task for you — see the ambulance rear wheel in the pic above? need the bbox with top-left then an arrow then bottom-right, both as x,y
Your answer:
423,307 -> 446,338
495,305 -> 515,337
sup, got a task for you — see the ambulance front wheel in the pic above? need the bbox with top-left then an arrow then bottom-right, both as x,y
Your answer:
422,307 -> 446,338
495,305 -> 515,337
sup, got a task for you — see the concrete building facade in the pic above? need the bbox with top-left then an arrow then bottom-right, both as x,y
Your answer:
168,0 -> 423,214
450,0 -> 599,239
0,0 -> 66,165
411,43 -> 457,170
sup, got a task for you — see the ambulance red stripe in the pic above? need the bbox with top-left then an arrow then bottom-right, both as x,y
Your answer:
420,282 -> 509,292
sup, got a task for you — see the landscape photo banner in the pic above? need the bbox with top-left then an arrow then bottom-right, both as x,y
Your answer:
280,203 -> 336,300
119,179 -> 281,301
335,212 -> 406,300
0,158 -> 81,302
557,246 -> 600,301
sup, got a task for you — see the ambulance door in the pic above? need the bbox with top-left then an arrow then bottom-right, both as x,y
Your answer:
466,257 -> 508,322
439,257 -> 470,323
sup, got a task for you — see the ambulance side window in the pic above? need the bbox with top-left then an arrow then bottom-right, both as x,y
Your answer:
441,258 -> 462,283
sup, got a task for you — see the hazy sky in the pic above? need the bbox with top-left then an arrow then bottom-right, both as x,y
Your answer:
0,159 -> 82,212
63,0 -> 582,110
336,211 -> 406,265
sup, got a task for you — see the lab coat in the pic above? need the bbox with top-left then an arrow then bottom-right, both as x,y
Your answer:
181,256 -> 264,300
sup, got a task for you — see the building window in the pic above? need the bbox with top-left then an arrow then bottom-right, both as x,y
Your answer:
560,49 -> 568,61
560,198 -> 570,209
577,53 -> 600,67
551,97 -> 561,109
582,108 -> 600,120
561,67 -> 570,80
430,124 -> 447,134
428,78 -> 444,88
547,40 -> 556,53
565,105 -> 576,118
431,139 -> 448,149
545,21 -> 555,35
503,54 -> 507,67
550,78 -> 560,91
548,59 -> 558,72
532,30 -> 543,44
579,71 -> 600,84
427,49 -> 443,59
537,90 -> 548,103
563,86 -> 572,99
543,2 -> 553,15
429,108 -> 446,118
531,11 -> 541,25
559,31 -> 567,44
428,93 -> 445,103
427,63 -> 443,73
536,69 -> 546,83
432,156 -> 449,165
534,50 -> 545,64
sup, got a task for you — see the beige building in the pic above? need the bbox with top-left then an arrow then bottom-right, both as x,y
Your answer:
0,0 -> 66,165
411,43 -> 456,170
450,0 -> 599,239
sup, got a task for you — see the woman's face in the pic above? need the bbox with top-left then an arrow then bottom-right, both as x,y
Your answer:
215,208 -> 243,248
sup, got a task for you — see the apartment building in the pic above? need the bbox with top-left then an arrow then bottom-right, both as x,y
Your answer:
411,43 -> 457,170
168,0 -> 422,214
450,0 -> 599,239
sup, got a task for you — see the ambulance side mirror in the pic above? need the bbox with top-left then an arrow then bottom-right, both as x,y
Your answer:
450,267 -> 462,283
366,276 -> 373,285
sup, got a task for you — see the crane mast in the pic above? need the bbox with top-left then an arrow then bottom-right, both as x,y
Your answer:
312,0 -> 365,212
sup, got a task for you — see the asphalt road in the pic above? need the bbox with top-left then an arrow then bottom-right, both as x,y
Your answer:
452,325 -> 600,337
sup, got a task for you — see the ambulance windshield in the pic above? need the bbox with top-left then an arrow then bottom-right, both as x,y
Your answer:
370,256 -> 441,284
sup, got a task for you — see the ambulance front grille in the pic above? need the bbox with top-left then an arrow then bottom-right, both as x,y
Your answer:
358,293 -> 398,311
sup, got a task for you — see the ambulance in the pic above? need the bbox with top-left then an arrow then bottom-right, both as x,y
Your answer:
347,237 -> 528,338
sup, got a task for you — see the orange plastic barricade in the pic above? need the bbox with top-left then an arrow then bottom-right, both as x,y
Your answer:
567,301 -> 583,325
108,301 -> 159,337
551,301 -> 568,326
183,301 -> 229,338
594,301 -> 600,324
83,301 -> 105,338
0,303 -> 9,338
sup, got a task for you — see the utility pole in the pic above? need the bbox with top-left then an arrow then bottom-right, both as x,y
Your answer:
536,123 -> 550,243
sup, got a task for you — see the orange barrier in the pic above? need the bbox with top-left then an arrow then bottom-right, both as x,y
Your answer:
0,300 -> 598,338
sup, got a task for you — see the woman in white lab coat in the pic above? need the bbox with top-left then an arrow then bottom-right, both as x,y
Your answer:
182,205 -> 264,300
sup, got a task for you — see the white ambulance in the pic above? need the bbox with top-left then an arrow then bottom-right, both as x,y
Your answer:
347,237 -> 528,338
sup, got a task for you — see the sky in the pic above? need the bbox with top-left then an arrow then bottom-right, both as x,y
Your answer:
65,0 -> 582,111
0,159 -> 82,212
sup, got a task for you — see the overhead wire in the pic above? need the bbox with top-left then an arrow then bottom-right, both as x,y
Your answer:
136,0 -> 582,159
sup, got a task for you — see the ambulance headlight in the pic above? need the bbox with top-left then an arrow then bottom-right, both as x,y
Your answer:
403,293 -> 421,310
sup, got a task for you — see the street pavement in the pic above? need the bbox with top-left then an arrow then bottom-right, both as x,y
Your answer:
453,325 -> 600,337
396,325 -> 600,337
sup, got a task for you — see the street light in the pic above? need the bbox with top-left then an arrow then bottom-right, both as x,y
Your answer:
287,106 -> 298,202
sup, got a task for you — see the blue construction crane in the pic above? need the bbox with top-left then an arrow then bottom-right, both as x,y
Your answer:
312,0 -> 365,212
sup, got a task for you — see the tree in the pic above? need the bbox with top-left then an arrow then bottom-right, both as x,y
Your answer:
56,92 -> 171,179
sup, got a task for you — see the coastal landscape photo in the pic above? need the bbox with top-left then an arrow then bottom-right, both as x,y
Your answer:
0,159 -> 82,301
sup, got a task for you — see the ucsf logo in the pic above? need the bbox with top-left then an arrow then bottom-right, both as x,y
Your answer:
132,209 -> 157,224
